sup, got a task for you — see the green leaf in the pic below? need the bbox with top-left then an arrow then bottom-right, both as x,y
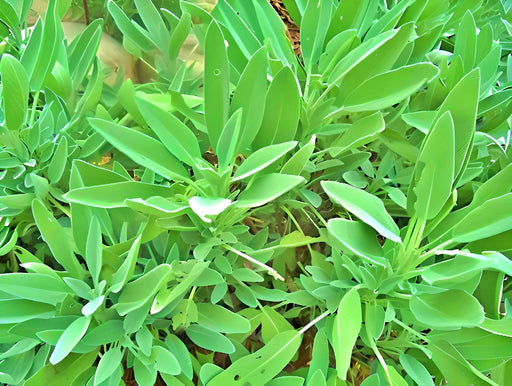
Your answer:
454,11 -> 477,73
107,0 -> 154,52
452,194 -> 512,242
88,118 -> 189,182
208,330 -> 302,385
322,181 -> 401,242
65,181 -> 175,209
0,273 -> 71,305
235,173 -> 305,208
342,63 -> 439,112
327,219 -> 387,267
186,324 -> 235,354
410,289 -> 484,329
434,68 -> 480,181
301,0 -> 332,72
0,54 -> 29,131
68,19 -> 103,88
50,316 -> 91,364
409,111 -> 455,220
134,0 -> 169,52
399,353 -> 434,386
152,346 -> 181,375
196,303 -> 250,334
189,196 -> 231,223
0,299 -> 54,323
230,47 -> 268,151
94,346 -> 123,385
332,287 -> 361,380
217,109 -> 242,171
32,199 -> 85,279
281,142 -> 314,176
136,97 -> 201,167
110,235 -> 142,293
116,264 -> 173,315
330,112 -> 385,157
204,20 -> 230,147
253,67 -> 301,148
48,136 -> 68,183
85,217 -> 102,287
233,141 -> 298,181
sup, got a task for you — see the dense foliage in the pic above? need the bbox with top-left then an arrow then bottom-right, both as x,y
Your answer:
1,0 -> 512,384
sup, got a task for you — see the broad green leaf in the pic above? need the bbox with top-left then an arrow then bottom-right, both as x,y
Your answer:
409,111 -> 455,220
253,67 -> 300,148
453,193 -> 512,242
126,197 -> 188,217
81,320 -> 124,346
165,334 -> 193,379
301,0 -> 332,72
336,23 -> 415,102
233,141 -> 297,181
50,316 -> 91,364
0,273 -> 71,305
399,353 -> 434,386
32,199 -> 85,279
65,181 -> 176,208
88,118 -> 189,182
330,112 -> 385,157
327,219 -> 387,267
434,68 -> 480,180
332,287 -> 362,380
307,329 -> 329,383
342,63 -> 439,112
152,346 -> 181,375
169,12 -> 191,59
327,0 -> 373,39
94,346 -> 123,385
186,324 -> 235,354
25,351 -> 98,386
260,305 -> 294,343
0,54 -> 29,131
205,20 -> 230,147
410,289 -> 484,329
136,97 -> 201,167
422,251 -> 512,284
116,264 -> 173,315
322,181 -> 401,242
196,303 -> 250,334
235,173 -> 305,208
230,47 -> 268,151
208,330 -> 302,385
110,235 -> 142,293
0,299 -> 54,323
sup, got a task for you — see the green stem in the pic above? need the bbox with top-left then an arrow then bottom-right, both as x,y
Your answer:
223,244 -> 285,281
28,90 -> 41,127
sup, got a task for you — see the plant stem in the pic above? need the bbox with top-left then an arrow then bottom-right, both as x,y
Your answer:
223,244 -> 285,281
298,310 -> 330,335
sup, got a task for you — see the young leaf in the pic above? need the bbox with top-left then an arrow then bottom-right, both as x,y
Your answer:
196,303 -> 251,334
332,287 -> 362,380
110,235 -> 142,293
322,181 -> 401,242
85,217 -> 102,287
186,324 -> 235,354
208,330 -> 302,385
399,353 -> 434,386
217,109 -> 242,171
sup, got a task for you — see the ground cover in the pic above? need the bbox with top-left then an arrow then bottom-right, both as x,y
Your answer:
0,0 -> 512,384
